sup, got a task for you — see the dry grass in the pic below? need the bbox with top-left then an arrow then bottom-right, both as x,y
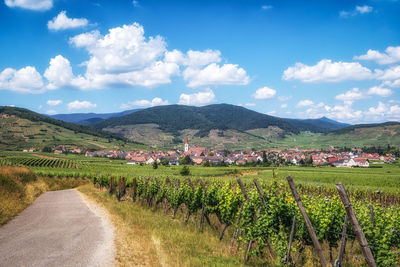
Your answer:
78,185 -> 248,267
0,166 -> 88,225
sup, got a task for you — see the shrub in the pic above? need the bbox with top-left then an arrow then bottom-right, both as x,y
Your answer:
180,166 -> 190,176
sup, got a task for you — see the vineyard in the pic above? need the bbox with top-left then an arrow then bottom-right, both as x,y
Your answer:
93,175 -> 400,266
0,157 -> 80,169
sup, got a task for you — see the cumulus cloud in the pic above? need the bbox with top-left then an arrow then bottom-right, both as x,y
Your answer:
340,5 -> 373,18
376,65 -> 400,81
261,5 -> 272,10
183,63 -> 249,88
1,21 -> 249,93
245,103 -> 256,107
283,59 -> 373,82
120,97 -> 169,109
4,0 -> 52,11
46,99 -> 62,106
335,88 -> 365,102
252,86 -> 276,99
69,30 -> 101,48
367,86 -> 392,97
48,11 -> 88,31
281,103 -> 288,109
67,100 -> 97,110
178,89 -> 216,106
383,79 -> 400,88
296,99 -> 314,108
44,55 -> 74,90
356,5 -> 373,14
0,66 -> 44,93
67,23 -> 182,89
354,46 -> 400,65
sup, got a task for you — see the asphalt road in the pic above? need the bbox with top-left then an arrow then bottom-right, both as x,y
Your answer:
0,189 -> 114,267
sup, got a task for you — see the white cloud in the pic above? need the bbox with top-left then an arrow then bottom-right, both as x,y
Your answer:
356,5 -> 373,14
71,23 -> 167,74
183,63 -> 249,88
367,86 -> 392,97
67,100 -> 97,110
69,30 -> 101,48
281,103 -> 288,109
335,88 -> 365,102
178,89 -> 216,106
267,111 -> 276,115
383,79 -> 400,88
185,50 -> 221,67
340,5 -> 373,18
120,97 -> 169,109
365,102 -> 400,120
68,22 -> 181,89
45,109 -> 57,115
283,59 -> 373,82
44,55 -> 74,90
354,46 -> 400,65
132,0 -> 139,7
245,103 -> 256,107
48,11 -> 88,31
0,66 -> 44,93
296,99 -> 314,108
376,65 -> 400,81
46,99 -> 62,106
261,5 -> 272,10
252,86 -> 276,99
4,0 -> 52,11
278,95 -> 292,101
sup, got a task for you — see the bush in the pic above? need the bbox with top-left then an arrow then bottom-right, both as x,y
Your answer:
180,166 -> 190,176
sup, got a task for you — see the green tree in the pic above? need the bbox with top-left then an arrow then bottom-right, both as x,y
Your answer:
161,158 -> 169,166
180,165 -> 190,175
153,161 -> 158,169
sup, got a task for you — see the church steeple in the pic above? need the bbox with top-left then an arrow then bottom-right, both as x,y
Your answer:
184,137 -> 189,152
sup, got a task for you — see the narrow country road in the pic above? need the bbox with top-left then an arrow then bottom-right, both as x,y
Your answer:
0,189 -> 115,267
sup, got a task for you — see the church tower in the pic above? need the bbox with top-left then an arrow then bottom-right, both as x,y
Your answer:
184,137 -> 189,152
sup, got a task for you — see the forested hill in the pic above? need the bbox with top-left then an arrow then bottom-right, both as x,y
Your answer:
92,104 -> 348,136
0,106 -> 145,151
329,121 -> 400,135
0,106 -> 119,140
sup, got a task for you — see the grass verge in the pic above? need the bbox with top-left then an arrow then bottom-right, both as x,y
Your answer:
0,166 -> 88,225
78,184 -> 248,267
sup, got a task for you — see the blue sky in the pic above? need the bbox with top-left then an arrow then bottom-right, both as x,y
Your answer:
1,0 -> 400,123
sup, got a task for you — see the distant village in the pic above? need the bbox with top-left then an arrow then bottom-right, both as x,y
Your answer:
73,138 -> 395,168
23,137 -> 396,168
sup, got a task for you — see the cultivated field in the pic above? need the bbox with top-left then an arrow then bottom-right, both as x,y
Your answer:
2,150 -> 400,266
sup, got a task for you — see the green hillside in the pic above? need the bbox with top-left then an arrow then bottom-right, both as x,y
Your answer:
0,106 -> 146,151
93,104 -> 340,137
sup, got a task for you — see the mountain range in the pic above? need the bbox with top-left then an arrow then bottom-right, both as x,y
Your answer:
49,109 -> 142,125
1,104 -> 399,150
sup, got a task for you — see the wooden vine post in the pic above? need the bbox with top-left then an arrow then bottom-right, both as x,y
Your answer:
117,177 -> 126,201
109,176 -> 115,195
286,176 -> 327,267
132,177 -> 137,202
335,215 -> 348,267
335,182 -> 376,267
285,215 -> 296,264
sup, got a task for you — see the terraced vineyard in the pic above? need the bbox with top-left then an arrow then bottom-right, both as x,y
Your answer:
0,157 -> 81,169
